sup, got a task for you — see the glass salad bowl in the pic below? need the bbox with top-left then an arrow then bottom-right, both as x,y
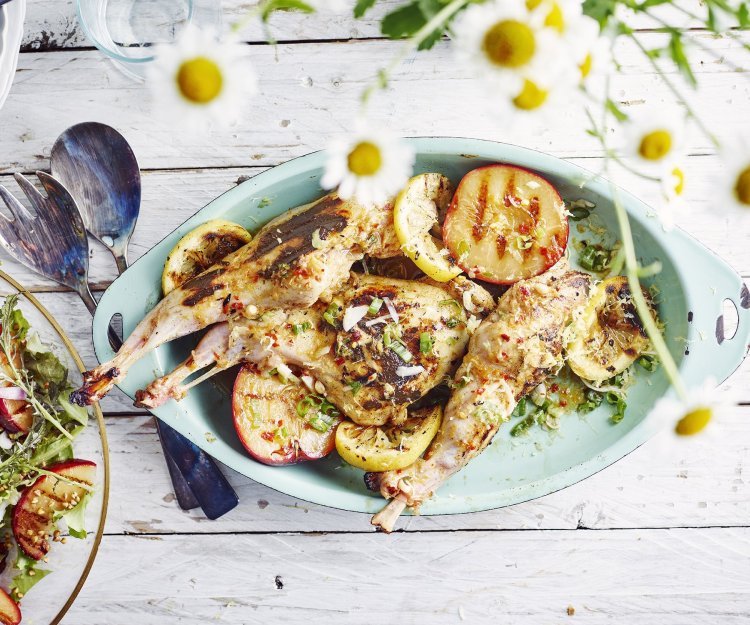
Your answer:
0,270 -> 109,625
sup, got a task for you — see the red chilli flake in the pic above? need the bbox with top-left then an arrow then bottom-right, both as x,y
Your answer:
550,383 -> 560,393
519,286 -> 530,297
500,333 -> 511,341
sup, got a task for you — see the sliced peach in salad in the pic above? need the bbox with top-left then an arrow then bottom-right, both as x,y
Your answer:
12,459 -> 96,560
443,164 -> 568,284
0,588 -> 21,625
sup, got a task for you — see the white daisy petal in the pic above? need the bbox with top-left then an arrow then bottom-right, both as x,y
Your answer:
718,136 -> 750,225
148,25 -> 256,131
321,121 -> 415,207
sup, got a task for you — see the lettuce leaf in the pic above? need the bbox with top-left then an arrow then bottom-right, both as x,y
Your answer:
10,554 -> 51,600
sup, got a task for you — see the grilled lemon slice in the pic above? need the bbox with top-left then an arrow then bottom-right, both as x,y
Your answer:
162,219 -> 252,294
566,276 -> 653,382
335,404 -> 442,472
393,173 -> 462,282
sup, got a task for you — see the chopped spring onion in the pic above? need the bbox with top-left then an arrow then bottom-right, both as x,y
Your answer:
419,333 -> 433,354
347,381 -> 363,395
446,317 -> 461,329
578,389 -> 603,414
511,413 -> 536,437
383,297 -> 399,323
579,245 -> 611,272
390,341 -> 413,363
342,305 -> 369,332
457,240 -> 470,258
308,412 -> 338,433
396,365 -> 425,377
296,394 -> 339,432
439,299 -> 462,312
530,383 -> 547,407
292,321 -> 312,335
569,207 -> 591,221
638,355 -> 658,371
368,297 -> 383,315
0,385 -> 27,400
311,228 -> 325,249
323,303 -> 339,327
512,397 -> 528,417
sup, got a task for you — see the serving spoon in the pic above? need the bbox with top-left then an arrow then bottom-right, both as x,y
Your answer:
51,122 -> 238,519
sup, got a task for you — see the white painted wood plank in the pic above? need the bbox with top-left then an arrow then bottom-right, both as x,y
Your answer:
20,0 -> 708,51
0,154 -> 748,291
63,528 -> 750,624
101,398 -> 750,534
2,33 -> 748,174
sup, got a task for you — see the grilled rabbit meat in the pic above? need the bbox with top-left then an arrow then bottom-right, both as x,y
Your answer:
369,261 -> 591,532
136,273 -> 495,426
71,193 -> 401,406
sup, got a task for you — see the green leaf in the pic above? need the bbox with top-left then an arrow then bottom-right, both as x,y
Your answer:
25,350 -> 67,388
739,3 -> 750,27
354,0 -> 376,18
59,493 -> 91,540
668,32 -> 697,87
707,5 -> 718,31
9,308 -> 29,340
582,0 -> 618,27
260,0 -> 314,21
10,555 -> 51,601
381,2 -> 427,39
605,98 -> 629,122
635,0 -> 671,9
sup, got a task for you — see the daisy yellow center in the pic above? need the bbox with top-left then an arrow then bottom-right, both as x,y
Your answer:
733,166 -> 750,206
483,20 -> 536,68
671,166 -> 685,196
544,3 -> 565,33
674,406 -> 712,436
638,130 -> 673,161
525,0 -> 542,9
347,141 -> 382,176
580,52 -> 593,79
176,57 -> 223,104
512,80 -> 549,110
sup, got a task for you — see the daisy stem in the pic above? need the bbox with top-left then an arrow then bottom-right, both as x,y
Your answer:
361,0 -> 470,105
669,4 -> 750,53
627,33 -> 721,149
585,105 -> 688,400
609,184 -> 687,399
641,10 -> 750,77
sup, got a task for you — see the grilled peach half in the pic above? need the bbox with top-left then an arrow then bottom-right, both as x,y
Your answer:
443,164 -> 568,284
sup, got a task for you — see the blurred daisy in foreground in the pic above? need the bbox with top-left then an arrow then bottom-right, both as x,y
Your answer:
648,376 -> 731,438
719,139 -> 750,225
452,0 -> 577,118
656,163 -> 687,230
149,25 -> 256,129
623,110 -> 686,172
321,121 -> 415,206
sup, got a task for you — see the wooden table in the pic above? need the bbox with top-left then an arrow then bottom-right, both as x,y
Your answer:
2,2 -> 749,623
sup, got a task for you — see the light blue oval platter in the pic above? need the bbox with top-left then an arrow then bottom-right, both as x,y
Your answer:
92,138 -> 750,516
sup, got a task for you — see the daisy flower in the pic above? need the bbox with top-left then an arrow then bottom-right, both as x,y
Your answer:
451,0 -> 578,116
622,110 -> 686,172
321,121 -> 415,207
718,138 -> 750,225
148,25 -> 256,129
647,376 -> 732,438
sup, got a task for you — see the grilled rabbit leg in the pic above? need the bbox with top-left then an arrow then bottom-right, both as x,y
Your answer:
71,193 -> 400,406
370,262 -> 591,532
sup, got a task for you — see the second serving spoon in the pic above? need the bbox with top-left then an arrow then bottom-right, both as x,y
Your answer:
51,122 -> 238,519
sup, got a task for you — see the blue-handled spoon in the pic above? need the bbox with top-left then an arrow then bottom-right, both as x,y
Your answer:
51,122 -> 238,519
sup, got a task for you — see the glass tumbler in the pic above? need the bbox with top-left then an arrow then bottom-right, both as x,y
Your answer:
77,0 -> 222,81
